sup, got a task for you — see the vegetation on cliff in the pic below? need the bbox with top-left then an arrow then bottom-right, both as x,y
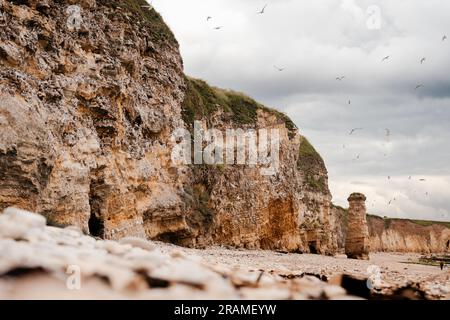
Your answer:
368,214 -> 450,229
107,0 -> 176,44
297,137 -> 328,193
181,77 -> 297,135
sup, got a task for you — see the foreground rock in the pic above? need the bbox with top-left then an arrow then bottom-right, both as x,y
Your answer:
1,208 -> 448,299
0,208 -> 351,299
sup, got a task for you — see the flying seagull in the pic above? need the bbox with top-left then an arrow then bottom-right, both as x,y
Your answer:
258,4 -> 268,14
348,100 -> 351,105
274,65 -> 285,72
213,26 -> 223,30
419,178 -> 426,181
443,35 -> 447,41
207,16 -> 212,21
336,76 -> 345,81
408,176 -> 412,180
420,57 -> 426,64
385,128 -> 391,137
415,84 -> 424,90
381,55 -> 390,62
349,128 -> 363,135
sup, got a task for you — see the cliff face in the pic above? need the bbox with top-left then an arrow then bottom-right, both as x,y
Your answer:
332,206 -> 450,253
367,216 -> 450,253
0,1 -> 336,253
179,78 -> 336,253
0,0 -> 186,240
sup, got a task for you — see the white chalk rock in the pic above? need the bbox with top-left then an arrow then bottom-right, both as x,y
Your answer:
119,237 -> 155,252
2,207 -> 46,229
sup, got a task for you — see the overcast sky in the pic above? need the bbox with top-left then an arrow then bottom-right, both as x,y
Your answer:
151,0 -> 450,221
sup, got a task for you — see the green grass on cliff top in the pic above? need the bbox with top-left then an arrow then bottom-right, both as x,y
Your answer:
108,0 -> 176,44
182,77 -> 297,135
367,214 -> 450,229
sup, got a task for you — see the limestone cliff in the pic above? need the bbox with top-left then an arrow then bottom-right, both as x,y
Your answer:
0,0 -> 336,253
332,206 -> 450,253
367,215 -> 450,253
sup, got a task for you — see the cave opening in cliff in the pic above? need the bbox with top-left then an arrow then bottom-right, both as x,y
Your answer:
309,241 -> 318,254
88,213 -> 104,238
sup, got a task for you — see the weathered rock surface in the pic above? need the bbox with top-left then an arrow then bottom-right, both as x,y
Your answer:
367,216 -> 450,253
1,208 -> 448,300
0,208 -> 354,299
0,0 -> 336,253
345,193 -> 370,260
332,206 -> 450,254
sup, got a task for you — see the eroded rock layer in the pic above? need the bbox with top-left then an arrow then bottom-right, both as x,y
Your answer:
332,206 -> 450,254
0,0 -> 336,253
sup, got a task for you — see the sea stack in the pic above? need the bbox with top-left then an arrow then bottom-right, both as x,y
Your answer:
345,193 -> 370,260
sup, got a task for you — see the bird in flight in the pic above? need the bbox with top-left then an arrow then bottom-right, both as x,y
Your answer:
388,176 -> 391,180
415,84 -> 424,90
420,57 -> 426,64
207,16 -> 212,21
348,100 -> 351,105
408,176 -> 412,180
336,76 -> 345,81
274,65 -> 285,72
258,4 -> 268,14
213,26 -> 223,30
349,128 -> 363,135
419,178 -> 426,181
443,35 -> 447,41
385,128 -> 391,137
381,56 -> 390,62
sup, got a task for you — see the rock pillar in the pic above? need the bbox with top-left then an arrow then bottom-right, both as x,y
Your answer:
345,193 -> 370,260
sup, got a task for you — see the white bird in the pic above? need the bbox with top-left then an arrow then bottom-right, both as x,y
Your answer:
349,128 -> 363,135
443,35 -> 447,41
348,100 -> 351,105
207,16 -> 212,21
258,4 -> 268,14
381,55 -> 390,62
273,65 -> 285,72
336,76 -> 345,81
385,128 -> 391,137
415,84 -> 424,90
420,57 -> 426,64
213,26 -> 223,30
